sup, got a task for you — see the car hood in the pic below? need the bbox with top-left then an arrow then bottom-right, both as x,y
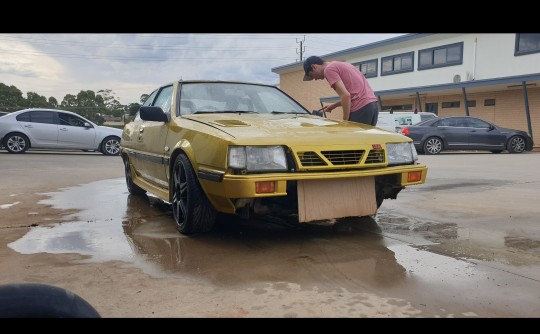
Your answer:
182,113 -> 407,144
98,125 -> 123,135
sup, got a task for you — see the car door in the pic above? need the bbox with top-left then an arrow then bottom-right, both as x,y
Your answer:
57,112 -> 97,149
437,117 -> 470,149
19,110 -> 58,148
467,117 -> 506,149
139,85 -> 173,188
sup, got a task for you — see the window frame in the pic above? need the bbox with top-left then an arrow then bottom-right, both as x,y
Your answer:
381,51 -> 414,76
418,42 -> 464,70
442,101 -> 461,109
353,58 -> 378,78
515,33 -> 540,56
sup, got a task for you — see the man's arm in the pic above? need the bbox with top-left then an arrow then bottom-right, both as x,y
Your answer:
332,80 -> 351,121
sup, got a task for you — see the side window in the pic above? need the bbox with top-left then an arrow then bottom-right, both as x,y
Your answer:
16,112 -> 31,122
58,113 -> 88,127
467,118 -> 490,129
29,111 -> 56,124
142,90 -> 158,107
153,86 -> 174,114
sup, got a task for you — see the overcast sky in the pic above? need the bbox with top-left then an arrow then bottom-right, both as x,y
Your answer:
0,33 -> 404,105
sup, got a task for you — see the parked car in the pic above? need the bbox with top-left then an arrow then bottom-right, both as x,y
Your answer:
120,80 -> 427,234
0,108 -> 122,155
400,116 -> 534,154
377,111 -> 438,132
0,112 -> 8,117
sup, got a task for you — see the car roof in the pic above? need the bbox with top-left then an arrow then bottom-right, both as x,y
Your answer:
171,80 -> 277,88
12,108 -> 79,115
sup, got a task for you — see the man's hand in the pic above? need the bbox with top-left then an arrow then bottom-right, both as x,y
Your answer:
323,104 -> 335,113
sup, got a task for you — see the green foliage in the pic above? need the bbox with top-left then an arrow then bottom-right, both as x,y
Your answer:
0,83 -> 26,112
127,103 -> 141,116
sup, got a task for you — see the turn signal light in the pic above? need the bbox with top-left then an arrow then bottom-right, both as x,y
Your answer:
407,171 -> 422,182
256,181 -> 275,194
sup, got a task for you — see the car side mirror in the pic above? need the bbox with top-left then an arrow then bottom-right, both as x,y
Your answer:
140,106 -> 169,122
84,122 -> 92,128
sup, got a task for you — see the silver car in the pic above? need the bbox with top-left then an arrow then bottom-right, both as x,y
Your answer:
0,108 -> 122,155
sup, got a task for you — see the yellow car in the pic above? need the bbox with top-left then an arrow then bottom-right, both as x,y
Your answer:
120,80 -> 427,234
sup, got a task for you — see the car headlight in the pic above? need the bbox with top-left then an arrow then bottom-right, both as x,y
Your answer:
228,146 -> 288,172
387,142 -> 417,165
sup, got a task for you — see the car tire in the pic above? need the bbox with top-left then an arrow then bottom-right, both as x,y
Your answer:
172,154 -> 216,234
123,156 -> 146,196
4,133 -> 30,154
507,135 -> 526,154
0,283 -> 100,318
423,137 -> 443,155
100,136 -> 121,156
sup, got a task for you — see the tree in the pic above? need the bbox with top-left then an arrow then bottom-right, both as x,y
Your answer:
97,89 -> 123,115
0,83 -> 26,112
140,94 -> 149,104
127,103 -> 141,116
48,97 -> 58,108
26,92 -> 49,108
60,91 -> 106,125
60,94 -> 78,108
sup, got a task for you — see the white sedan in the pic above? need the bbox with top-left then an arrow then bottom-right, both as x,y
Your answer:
0,108 -> 122,155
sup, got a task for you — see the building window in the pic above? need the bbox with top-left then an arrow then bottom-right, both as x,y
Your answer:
484,99 -> 496,106
353,59 -> 378,78
381,104 -> 413,112
442,101 -> 460,108
418,42 -> 464,70
515,33 -> 540,56
467,100 -> 476,107
425,103 -> 438,115
381,52 -> 414,76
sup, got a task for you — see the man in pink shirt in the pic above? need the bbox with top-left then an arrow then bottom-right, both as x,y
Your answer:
303,56 -> 379,126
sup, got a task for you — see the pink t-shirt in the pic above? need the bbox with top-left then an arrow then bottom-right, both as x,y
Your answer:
324,61 -> 378,111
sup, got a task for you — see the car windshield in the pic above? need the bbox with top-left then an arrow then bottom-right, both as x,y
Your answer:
179,82 -> 309,115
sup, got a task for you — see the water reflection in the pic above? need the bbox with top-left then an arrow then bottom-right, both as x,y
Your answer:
122,195 -> 407,290
8,178 -> 409,290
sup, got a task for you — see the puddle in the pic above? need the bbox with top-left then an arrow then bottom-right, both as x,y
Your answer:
7,178 -> 540,293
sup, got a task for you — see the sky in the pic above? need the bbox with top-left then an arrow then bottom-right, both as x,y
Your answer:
0,33 -> 404,106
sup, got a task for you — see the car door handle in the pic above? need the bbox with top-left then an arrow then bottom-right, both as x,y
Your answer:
59,128 -> 68,131
24,125 -> 33,128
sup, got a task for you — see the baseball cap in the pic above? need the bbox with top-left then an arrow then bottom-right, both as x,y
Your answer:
303,56 -> 324,81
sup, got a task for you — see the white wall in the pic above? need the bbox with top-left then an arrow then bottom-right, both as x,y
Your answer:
343,34 -> 540,92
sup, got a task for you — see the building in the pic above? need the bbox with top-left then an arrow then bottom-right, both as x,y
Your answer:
272,33 -> 540,142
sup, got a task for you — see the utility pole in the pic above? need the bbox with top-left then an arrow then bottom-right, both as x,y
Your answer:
296,35 -> 305,62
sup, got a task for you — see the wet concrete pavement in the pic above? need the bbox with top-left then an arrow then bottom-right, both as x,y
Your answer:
1,149 -> 539,317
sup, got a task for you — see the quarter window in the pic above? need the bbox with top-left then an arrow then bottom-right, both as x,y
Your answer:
418,42 -> 463,70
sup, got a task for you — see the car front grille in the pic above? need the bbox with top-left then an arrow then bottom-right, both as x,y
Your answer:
296,149 -> 385,168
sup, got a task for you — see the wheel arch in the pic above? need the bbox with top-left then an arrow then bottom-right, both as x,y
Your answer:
2,131 -> 31,147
